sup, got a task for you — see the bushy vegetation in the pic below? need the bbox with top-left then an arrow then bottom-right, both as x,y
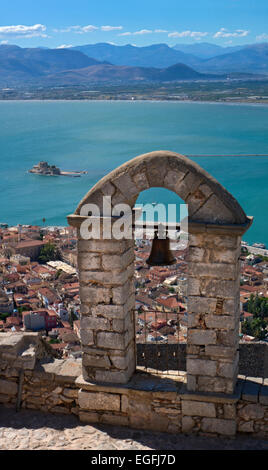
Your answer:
241,294 -> 268,340
38,242 -> 61,264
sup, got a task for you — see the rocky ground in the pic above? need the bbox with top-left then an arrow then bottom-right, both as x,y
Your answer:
0,406 -> 267,451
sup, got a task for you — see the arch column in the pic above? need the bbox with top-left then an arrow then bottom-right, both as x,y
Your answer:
186,219 -> 252,394
68,214 -> 136,384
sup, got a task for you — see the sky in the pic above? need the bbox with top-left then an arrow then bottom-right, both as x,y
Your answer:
1,0 -> 268,49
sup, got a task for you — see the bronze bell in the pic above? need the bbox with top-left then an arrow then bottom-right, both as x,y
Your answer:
146,230 -> 176,266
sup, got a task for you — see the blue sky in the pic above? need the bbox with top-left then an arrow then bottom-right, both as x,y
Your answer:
1,0 -> 268,48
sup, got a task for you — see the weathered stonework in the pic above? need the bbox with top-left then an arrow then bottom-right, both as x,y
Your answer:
0,333 -> 267,439
67,150 -> 252,391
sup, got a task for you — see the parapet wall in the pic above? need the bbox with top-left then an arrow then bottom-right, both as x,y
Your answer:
0,333 -> 267,439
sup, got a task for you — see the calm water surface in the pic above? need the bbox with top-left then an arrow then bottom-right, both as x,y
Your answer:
0,100 -> 267,245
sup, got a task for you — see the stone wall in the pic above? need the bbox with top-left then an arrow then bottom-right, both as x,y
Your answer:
0,333 -> 267,439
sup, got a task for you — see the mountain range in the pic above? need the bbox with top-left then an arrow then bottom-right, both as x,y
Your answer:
0,42 -> 267,87
72,42 -> 268,74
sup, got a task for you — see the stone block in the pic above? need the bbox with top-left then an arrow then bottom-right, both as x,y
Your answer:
132,171 -> 150,191
201,418 -> 236,436
163,169 -> 185,192
91,304 -> 126,319
80,315 -> 110,331
181,416 -> 195,433
83,353 -> 111,369
205,345 -> 236,359
0,379 -> 18,396
188,262 -> 237,280
205,315 -> 236,330
187,296 -> 217,314
224,404 -> 236,420
197,279 -> 238,300
187,185 -> 213,217
63,388 -> 78,399
187,358 -> 217,377
186,374 -> 197,391
217,356 -> 239,379
102,248 -> 134,271
197,376 -> 234,394
80,329 -> 94,346
79,286 -> 111,305
238,404 -> 264,421
97,331 -> 126,350
78,253 -> 101,270
238,420 -> 254,433
111,345 -> 135,370
188,329 -> 217,346
78,238 -> 133,254
79,269 -> 129,286
187,246 -> 205,263
121,394 -> 129,413
113,172 -> 139,199
95,368 -> 134,384
112,283 -> 133,305
100,413 -> 129,426
78,390 -> 120,411
182,400 -> 216,418
176,171 -> 202,200
192,194 -> 236,224
79,411 -> 99,424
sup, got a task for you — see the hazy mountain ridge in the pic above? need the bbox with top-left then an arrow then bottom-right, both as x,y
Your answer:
72,42 -> 268,74
43,62 -> 216,86
72,43 -> 201,69
0,44 -> 104,83
0,42 -> 267,86
172,42 -> 245,59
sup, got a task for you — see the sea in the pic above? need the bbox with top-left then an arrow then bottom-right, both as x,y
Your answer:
0,100 -> 268,246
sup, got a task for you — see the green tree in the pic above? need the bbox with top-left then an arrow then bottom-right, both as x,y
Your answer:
69,308 -> 77,328
38,242 -> 61,264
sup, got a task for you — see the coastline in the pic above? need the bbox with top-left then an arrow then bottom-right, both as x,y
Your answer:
1,98 -> 268,106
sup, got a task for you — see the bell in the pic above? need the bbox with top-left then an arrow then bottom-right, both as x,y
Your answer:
146,231 -> 176,266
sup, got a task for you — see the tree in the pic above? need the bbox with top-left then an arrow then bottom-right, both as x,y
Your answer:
38,242 -> 61,264
69,308 -> 77,328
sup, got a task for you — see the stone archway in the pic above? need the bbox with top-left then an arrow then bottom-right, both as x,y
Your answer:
68,151 -> 252,394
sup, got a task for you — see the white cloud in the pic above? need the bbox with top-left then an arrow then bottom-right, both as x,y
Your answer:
0,24 -> 47,38
0,40 -> 8,44
213,28 -> 249,38
119,28 -> 167,37
54,24 -> 123,34
101,25 -> 123,31
168,30 -> 208,39
256,33 -> 268,41
54,25 -> 98,34
133,29 -> 153,35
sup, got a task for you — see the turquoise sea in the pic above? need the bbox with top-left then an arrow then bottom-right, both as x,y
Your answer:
0,100 -> 268,245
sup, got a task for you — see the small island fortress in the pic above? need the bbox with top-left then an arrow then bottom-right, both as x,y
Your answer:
29,161 -> 87,177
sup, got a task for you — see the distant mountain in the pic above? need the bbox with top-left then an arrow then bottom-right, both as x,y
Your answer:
44,62 -> 218,86
172,42 -> 245,59
72,43 -> 201,69
72,42 -> 268,74
0,43 -> 266,86
197,43 -> 268,74
0,44 -> 103,83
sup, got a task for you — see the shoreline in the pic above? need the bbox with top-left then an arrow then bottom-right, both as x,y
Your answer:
1,98 -> 268,106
